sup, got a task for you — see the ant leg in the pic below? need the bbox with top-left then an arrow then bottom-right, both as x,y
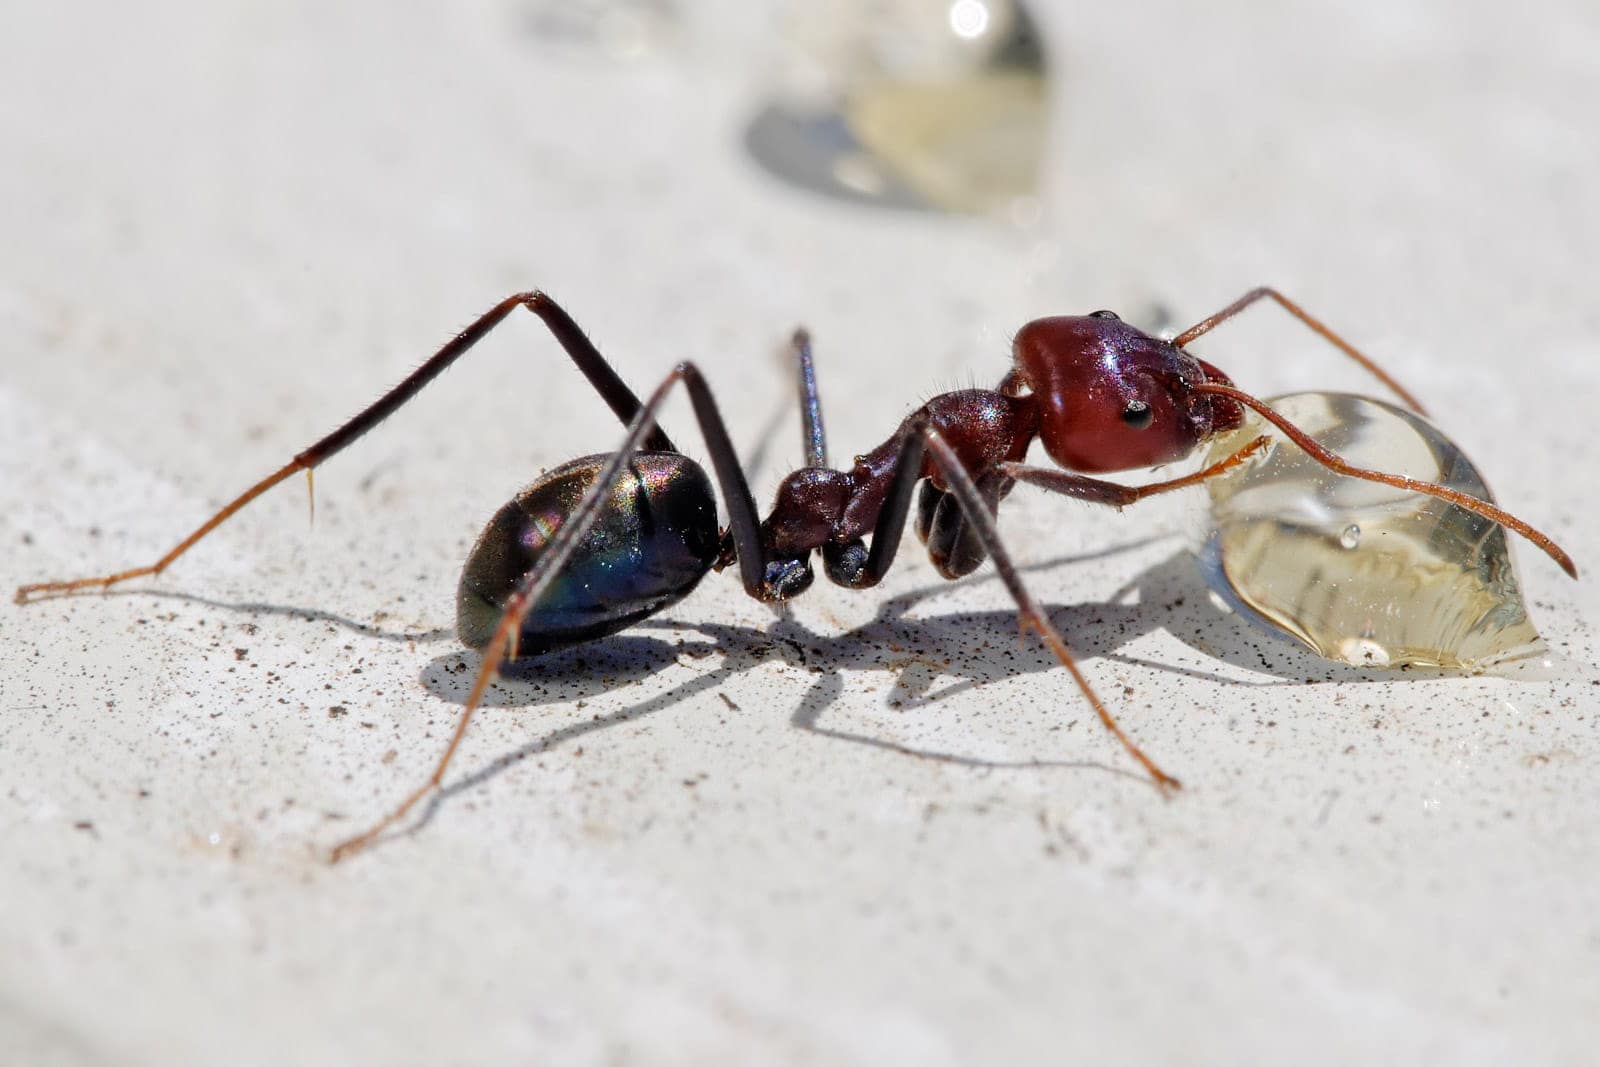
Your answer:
916,472 -> 1016,579
853,421 -> 932,584
1172,286 -> 1426,414
15,292 -> 673,604
835,419 -> 1179,791
790,328 -> 829,468
1193,383 -> 1578,579
330,360 -> 772,861
911,437 -> 1273,579
996,435 -> 1273,509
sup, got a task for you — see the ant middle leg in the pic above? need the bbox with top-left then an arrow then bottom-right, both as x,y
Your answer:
1172,286 -> 1426,414
330,360 -> 773,861
823,417 -> 1182,791
915,472 -> 1016,579
15,292 -> 671,604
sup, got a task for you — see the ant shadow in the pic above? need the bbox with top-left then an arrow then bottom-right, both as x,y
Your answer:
62,537 -> 1453,848
85,588 -> 455,645
405,537 -> 1437,837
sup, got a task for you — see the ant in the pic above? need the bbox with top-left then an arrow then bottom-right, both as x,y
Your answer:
15,288 -> 1577,861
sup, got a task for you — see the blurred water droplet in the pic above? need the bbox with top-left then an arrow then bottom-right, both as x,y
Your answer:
747,0 -> 1051,215
1339,523 -> 1361,550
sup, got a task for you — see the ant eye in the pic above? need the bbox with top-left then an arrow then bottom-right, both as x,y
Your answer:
1090,309 -> 1120,320
1121,399 -> 1153,429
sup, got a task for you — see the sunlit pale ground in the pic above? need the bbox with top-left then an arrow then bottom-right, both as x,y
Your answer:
2,2 -> 1597,1064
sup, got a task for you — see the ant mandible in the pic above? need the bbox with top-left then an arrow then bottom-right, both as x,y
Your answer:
14,288 -> 1578,861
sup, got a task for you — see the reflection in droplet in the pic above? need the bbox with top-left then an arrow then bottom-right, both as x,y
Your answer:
1336,636 -> 1389,667
1198,392 -> 1545,671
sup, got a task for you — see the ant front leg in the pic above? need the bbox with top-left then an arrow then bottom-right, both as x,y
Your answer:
831,417 -> 1182,793
14,292 -> 672,604
1173,286 -> 1427,414
996,435 -> 1272,510
331,360 -> 771,862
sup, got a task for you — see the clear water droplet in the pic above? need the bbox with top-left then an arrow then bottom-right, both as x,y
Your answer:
1197,392 -> 1544,670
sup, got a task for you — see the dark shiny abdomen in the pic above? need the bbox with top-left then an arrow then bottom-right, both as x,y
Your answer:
456,452 -> 721,656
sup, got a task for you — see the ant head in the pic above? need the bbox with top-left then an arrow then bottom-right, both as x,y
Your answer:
1012,311 -> 1244,473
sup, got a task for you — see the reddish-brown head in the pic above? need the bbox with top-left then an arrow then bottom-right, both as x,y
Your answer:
1012,311 -> 1244,473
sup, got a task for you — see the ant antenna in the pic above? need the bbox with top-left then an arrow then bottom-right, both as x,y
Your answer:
1193,382 -> 1577,578
1174,287 -> 1428,414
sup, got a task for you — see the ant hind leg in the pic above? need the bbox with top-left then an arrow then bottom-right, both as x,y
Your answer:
15,291 -> 673,604
331,360 -> 774,861
790,328 -> 829,469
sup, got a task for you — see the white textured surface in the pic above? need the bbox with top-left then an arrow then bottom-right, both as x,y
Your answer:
3,2 -> 1598,1064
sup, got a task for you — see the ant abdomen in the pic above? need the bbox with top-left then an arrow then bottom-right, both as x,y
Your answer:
455,452 -> 721,656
